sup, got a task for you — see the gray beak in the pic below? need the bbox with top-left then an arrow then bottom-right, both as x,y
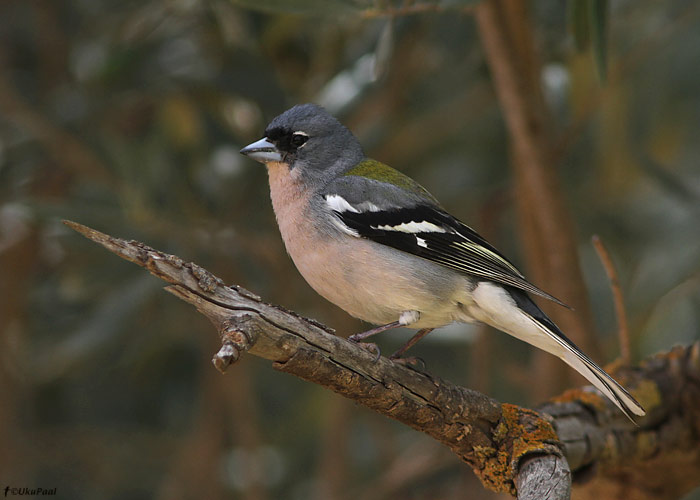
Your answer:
240,137 -> 282,163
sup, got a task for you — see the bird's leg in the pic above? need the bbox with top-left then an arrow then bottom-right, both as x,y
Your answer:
389,328 -> 434,360
348,310 -> 421,343
348,321 -> 401,343
348,311 -> 421,360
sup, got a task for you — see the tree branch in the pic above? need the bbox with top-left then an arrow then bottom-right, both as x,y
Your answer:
63,220 -> 700,499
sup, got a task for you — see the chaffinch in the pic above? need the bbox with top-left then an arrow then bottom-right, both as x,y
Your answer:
240,103 -> 645,421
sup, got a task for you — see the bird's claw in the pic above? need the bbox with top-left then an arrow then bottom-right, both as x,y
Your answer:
355,342 -> 381,361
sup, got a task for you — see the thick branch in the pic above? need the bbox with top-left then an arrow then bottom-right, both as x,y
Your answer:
64,221 -> 700,499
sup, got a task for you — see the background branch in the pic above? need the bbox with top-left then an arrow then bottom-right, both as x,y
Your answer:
592,234 -> 631,364
64,221 -> 700,499
475,0 -> 601,398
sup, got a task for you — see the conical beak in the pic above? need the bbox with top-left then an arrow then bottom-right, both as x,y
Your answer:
240,137 -> 282,163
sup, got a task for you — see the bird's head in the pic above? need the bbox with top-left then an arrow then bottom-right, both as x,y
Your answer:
240,103 -> 364,184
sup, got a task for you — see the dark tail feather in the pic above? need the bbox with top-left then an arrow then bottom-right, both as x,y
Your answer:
509,288 -> 646,421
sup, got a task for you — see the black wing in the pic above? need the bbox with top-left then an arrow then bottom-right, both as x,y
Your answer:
333,203 -> 569,308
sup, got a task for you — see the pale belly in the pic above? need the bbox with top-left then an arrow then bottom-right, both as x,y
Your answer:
285,230 -> 472,328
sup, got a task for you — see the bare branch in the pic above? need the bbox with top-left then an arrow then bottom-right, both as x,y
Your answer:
63,220 -> 700,499
592,235 -> 631,364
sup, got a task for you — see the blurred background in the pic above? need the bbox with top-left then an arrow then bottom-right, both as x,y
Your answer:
1,1 -> 699,499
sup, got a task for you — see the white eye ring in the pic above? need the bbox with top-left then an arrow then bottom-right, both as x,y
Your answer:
291,131 -> 309,148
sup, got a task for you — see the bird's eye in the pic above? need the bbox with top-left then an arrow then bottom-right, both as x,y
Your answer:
290,132 -> 308,148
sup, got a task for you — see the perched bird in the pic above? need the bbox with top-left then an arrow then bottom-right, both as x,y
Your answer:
240,103 -> 645,421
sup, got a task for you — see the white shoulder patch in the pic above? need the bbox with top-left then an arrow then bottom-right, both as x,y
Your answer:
373,221 -> 447,234
325,194 -> 361,237
325,194 -> 359,214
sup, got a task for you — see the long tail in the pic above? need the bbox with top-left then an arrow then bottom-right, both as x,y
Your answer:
468,282 -> 646,421
530,318 -> 645,421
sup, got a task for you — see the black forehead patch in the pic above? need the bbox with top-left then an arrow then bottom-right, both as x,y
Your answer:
265,126 -> 296,153
265,126 -> 287,141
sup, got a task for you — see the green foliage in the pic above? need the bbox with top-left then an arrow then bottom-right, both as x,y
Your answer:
589,0 -> 609,82
568,0 -> 609,82
568,0 -> 591,50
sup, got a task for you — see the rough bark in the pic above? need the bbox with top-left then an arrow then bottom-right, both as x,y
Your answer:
64,221 -> 700,500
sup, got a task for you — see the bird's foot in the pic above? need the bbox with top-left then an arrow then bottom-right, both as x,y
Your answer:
348,332 -> 363,343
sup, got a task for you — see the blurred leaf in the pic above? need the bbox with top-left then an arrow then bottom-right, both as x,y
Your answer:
160,95 -> 203,148
567,0 -> 590,50
567,0 -> 608,83
373,19 -> 394,80
589,0 -> 608,83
